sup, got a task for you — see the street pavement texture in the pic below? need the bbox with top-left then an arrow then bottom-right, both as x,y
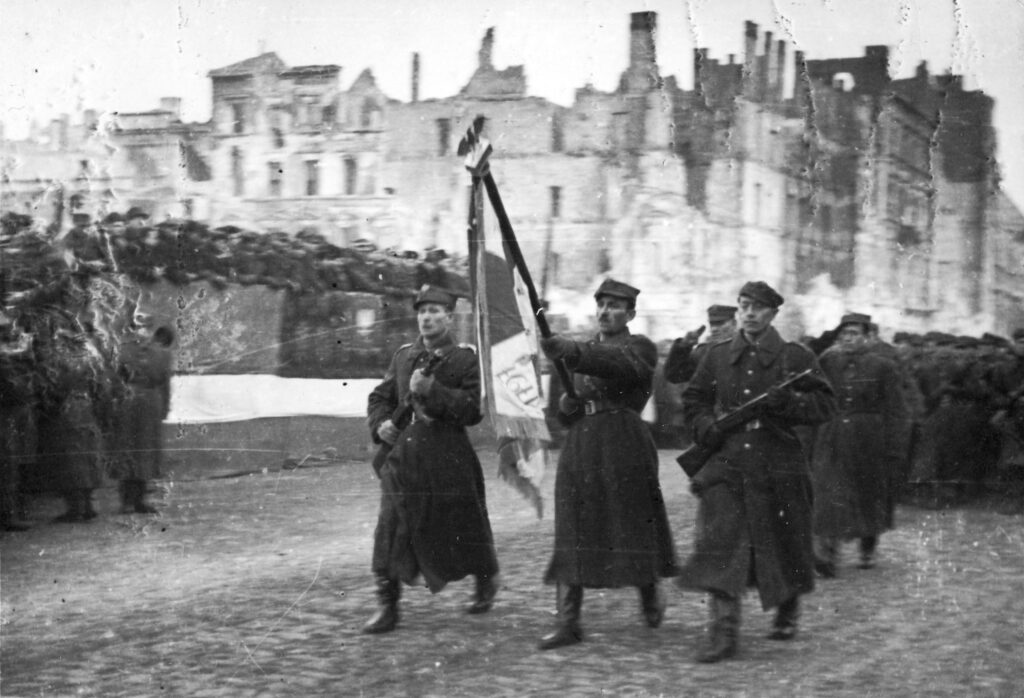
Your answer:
1,451 -> 1022,697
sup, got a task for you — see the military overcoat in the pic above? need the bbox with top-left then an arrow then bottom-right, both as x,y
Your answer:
544,330 -> 677,588
109,334 -> 173,481
366,332 -> 498,592
811,345 -> 907,538
679,327 -> 835,610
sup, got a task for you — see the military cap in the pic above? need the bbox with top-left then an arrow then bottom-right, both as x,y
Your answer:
125,206 -> 149,220
413,284 -> 456,309
837,312 -> 872,331
102,212 -> 125,224
1012,328 -> 1024,341
955,335 -> 979,349
982,332 -> 1010,348
738,280 -> 784,308
707,304 -> 737,323
71,212 -> 91,225
593,278 -> 640,302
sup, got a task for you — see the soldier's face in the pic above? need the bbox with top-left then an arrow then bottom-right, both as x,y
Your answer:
708,318 -> 736,341
595,296 -> 634,336
417,303 -> 452,340
838,324 -> 867,347
737,297 -> 777,337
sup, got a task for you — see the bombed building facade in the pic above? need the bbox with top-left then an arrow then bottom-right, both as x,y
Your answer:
2,11 -> 1021,337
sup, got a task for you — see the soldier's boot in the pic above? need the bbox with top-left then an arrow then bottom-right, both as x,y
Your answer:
814,536 -> 838,578
467,573 -> 498,615
80,490 -> 98,521
537,584 -> 583,650
54,491 -> 84,523
696,593 -> 740,663
638,583 -> 666,628
362,576 -> 401,634
768,595 -> 800,640
125,479 -> 158,514
858,536 -> 878,569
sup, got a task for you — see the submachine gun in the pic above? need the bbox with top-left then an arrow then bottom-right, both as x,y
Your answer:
676,368 -> 815,478
371,350 -> 445,476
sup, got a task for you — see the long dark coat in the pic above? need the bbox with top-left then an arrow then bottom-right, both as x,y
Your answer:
109,335 -> 173,481
679,327 -> 835,610
35,342 -> 106,493
367,332 -> 498,592
811,346 -> 907,538
911,352 -> 996,486
544,329 -> 677,588
985,355 -> 1024,471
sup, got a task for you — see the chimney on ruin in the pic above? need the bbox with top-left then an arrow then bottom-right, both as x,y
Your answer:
629,11 -> 657,70
412,53 -> 420,103
743,21 -> 759,100
776,39 -> 787,100
793,50 -> 809,111
693,48 -> 705,94
160,97 -> 182,120
764,31 -> 776,102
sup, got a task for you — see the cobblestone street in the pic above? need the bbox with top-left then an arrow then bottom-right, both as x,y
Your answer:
2,451 -> 1022,697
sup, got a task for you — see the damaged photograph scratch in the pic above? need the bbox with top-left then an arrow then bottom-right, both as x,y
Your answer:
2,0 -> 1022,695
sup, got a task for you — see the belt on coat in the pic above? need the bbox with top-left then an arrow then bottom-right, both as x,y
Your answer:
583,398 -> 628,416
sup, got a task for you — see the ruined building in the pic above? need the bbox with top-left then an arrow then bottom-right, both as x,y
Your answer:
3,11 -> 1021,335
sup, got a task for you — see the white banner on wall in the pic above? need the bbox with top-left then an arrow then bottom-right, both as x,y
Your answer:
166,376 -> 379,424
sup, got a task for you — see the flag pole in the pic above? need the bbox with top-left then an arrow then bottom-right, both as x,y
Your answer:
458,116 -> 577,399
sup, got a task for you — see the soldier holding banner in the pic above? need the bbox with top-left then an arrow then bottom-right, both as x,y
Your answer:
363,285 -> 499,634
536,278 -> 677,650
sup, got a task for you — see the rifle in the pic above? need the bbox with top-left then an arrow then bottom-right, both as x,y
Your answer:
371,350 -> 445,476
676,368 -> 815,478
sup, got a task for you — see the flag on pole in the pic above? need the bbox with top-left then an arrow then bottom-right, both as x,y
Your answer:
468,203 -> 549,518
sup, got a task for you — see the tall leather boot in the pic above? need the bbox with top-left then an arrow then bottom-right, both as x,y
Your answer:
80,490 -> 98,521
54,491 -> 83,523
768,595 -> 800,640
696,593 -> 740,663
858,536 -> 878,569
537,584 -> 583,650
638,583 -> 665,628
362,575 -> 401,634
467,574 -> 498,614
814,536 -> 838,578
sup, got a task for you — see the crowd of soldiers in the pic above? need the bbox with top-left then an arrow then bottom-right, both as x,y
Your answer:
652,309 -> 1024,518
0,206 -> 477,530
57,207 -> 466,296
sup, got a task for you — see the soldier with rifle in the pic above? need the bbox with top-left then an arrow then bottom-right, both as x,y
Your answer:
363,285 -> 499,634
678,281 -> 835,663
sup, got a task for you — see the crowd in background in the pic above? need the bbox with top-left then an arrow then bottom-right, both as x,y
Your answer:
649,319 -> 1024,517
4,205 -> 1024,531
0,207 -> 468,530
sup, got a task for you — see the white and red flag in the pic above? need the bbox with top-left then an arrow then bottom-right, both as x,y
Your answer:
467,208 -> 549,518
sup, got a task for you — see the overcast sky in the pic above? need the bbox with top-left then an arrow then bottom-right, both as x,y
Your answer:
3,0 -> 1022,207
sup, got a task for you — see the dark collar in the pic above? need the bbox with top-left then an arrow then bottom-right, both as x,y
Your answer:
593,327 -> 632,345
729,326 -> 783,367
414,331 -> 456,355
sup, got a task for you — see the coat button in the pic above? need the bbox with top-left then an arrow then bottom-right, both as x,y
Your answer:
744,443 -> 752,450
743,389 -> 751,395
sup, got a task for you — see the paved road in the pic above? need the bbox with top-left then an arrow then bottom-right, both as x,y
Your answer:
2,452 -> 1022,697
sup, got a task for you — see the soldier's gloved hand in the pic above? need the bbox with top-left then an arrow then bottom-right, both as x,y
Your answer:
680,324 -> 706,346
558,394 -> 581,416
695,420 -> 725,450
541,335 -> 580,362
761,386 -> 793,414
409,368 -> 435,396
377,419 -> 400,445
